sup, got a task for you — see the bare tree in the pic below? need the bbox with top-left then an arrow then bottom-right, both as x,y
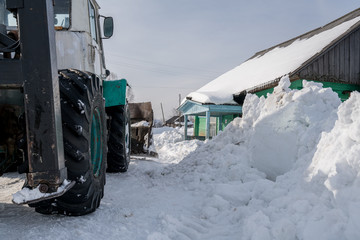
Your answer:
106,72 -> 118,80
126,84 -> 135,103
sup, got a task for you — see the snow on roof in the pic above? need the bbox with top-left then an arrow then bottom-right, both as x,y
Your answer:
187,13 -> 360,105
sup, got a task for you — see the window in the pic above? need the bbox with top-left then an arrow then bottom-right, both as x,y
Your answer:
0,0 -> 70,29
88,1 -> 97,42
54,0 -> 71,29
0,0 -> 16,28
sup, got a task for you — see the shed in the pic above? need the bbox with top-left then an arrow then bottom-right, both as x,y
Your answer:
180,8 -> 360,139
178,100 -> 241,140
165,115 -> 193,128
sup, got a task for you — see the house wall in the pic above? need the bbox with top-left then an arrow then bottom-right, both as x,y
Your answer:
297,27 -> 360,84
195,116 -> 217,137
218,115 -> 239,132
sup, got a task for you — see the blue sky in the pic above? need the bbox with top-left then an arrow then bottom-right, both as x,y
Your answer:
97,0 -> 359,120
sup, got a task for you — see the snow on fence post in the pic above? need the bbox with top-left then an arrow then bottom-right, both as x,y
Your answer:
206,111 -> 210,139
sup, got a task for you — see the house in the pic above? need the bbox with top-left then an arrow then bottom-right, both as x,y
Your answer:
179,8 -> 360,140
178,102 -> 241,140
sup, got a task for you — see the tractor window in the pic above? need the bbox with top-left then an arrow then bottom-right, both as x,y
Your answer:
54,0 -> 71,29
0,0 -> 70,29
0,0 -> 16,28
0,0 -> 7,25
88,1 -> 98,42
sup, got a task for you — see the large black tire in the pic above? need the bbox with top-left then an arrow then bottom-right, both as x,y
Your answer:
34,69 -> 107,216
106,104 -> 131,173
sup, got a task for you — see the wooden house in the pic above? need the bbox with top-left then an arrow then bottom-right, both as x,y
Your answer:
179,8 -> 360,140
234,8 -> 360,102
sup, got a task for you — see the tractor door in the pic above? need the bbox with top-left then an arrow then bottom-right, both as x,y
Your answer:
88,0 -> 106,78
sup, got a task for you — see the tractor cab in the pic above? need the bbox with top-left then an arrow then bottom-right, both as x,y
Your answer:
0,0 -> 113,78
54,0 -> 113,78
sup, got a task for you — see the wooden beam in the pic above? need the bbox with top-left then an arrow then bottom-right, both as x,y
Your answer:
184,115 -> 188,140
206,111 -> 210,139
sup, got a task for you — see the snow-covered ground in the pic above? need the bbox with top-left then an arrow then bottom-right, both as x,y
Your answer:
1,77 -> 360,239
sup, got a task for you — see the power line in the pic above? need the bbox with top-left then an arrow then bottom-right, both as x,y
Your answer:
106,53 -> 223,76
131,85 -> 195,90
108,59 -> 216,80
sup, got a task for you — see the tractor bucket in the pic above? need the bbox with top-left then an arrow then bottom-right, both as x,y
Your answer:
129,102 -> 157,157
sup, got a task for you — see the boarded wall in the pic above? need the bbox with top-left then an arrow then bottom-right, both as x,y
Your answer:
297,28 -> 360,84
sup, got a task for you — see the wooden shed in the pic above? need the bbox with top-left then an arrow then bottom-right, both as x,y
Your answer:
178,100 -> 241,140
164,115 -> 193,128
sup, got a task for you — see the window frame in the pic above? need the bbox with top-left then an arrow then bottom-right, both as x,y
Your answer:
88,0 -> 98,42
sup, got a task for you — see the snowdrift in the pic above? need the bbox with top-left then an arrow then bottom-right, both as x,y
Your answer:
168,77 -> 360,239
2,77 -> 360,240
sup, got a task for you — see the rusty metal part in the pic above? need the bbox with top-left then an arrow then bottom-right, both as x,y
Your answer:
26,168 -> 67,193
39,183 -> 49,193
129,102 -> 154,154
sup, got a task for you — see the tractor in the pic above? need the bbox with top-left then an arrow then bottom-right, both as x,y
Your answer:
0,0 -> 131,215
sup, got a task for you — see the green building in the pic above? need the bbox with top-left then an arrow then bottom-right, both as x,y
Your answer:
178,100 -> 242,140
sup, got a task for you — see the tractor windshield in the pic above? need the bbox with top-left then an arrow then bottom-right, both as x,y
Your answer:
0,0 -> 70,29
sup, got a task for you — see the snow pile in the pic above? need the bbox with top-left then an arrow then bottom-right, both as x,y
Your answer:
153,127 -> 202,164
161,77 -> 359,239
177,77 -> 341,181
248,78 -> 341,180
187,16 -> 360,104
307,92 -> 360,239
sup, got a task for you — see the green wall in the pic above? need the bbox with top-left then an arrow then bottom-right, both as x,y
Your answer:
194,114 -> 239,138
194,116 -> 207,137
255,79 -> 360,101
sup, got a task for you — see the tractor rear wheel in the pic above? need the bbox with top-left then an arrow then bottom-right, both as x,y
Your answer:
106,104 -> 131,172
34,69 -> 107,216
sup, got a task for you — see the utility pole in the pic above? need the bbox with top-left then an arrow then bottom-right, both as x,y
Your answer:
160,103 -> 165,125
178,94 -> 182,118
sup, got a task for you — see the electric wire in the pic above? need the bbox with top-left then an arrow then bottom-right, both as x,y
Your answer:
107,53 -> 222,74
106,53 -> 223,79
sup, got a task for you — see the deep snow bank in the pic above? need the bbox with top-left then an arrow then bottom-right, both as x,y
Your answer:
308,92 -> 360,239
177,76 -> 341,181
166,77 -> 360,239
248,78 -> 341,180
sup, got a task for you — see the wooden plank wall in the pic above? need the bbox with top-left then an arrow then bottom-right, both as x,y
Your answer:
297,28 -> 360,84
